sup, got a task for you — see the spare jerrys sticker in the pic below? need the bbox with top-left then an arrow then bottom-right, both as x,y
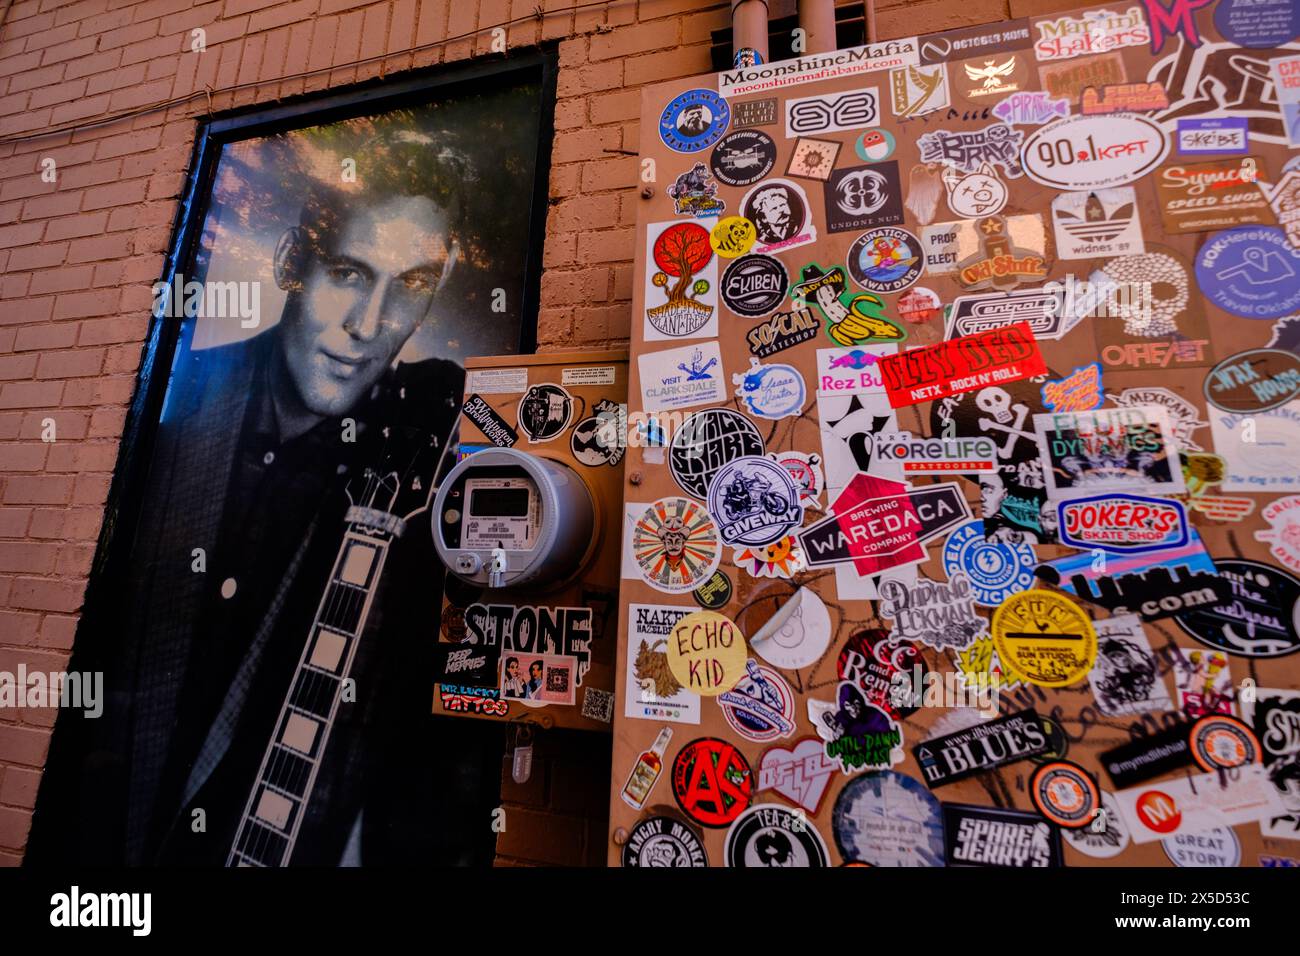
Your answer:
660,89 -> 730,153
1021,114 -> 1169,190
1057,493 -> 1189,554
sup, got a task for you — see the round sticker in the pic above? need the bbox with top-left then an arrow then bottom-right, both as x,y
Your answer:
942,520 -> 1037,606
631,497 -> 722,594
1063,790 -> 1130,859
847,227 -> 923,294
1162,827 -> 1241,867
767,450 -> 823,507
710,216 -> 756,259
711,129 -> 777,187
726,803 -> 828,867
570,407 -> 623,467
707,455 -> 804,547
832,771 -> 945,866
1028,712 -> 1070,764
1021,114 -> 1169,190
660,89 -> 730,153
672,737 -> 753,828
1135,789 -> 1181,835
1195,227 -> 1300,320
1214,0 -> 1300,48
668,408 -> 765,499
1189,714 -> 1261,772
622,815 -> 708,867
1204,349 -> 1300,413
1030,760 -> 1099,829
693,569 -> 733,610
516,383 -> 573,443
992,590 -> 1098,688
855,128 -> 896,163
1174,559 -> 1300,658
719,659 -> 796,741
721,254 -> 788,316
895,286 -> 942,325
747,585 -> 833,670
740,179 -> 815,253
666,610 -> 748,697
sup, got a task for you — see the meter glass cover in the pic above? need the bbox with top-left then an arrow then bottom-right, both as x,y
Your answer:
462,476 -> 542,551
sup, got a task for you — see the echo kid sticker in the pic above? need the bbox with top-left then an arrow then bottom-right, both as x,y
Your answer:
516,383 -> 574,443
660,89 -> 731,153
672,737 -> 753,827
1189,714 -> 1261,772
1030,760 -> 1099,828
711,129 -> 778,187
740,179 -> 818,255
1021,114 -> 1170,190
644,220 -> 718,342
726,803 -> 829,867
992,590 -> 1098,688
622,816 -> 708,867
856,129 -> 897,162
631,497 -> 723,594
1156,157 -> 1275,234
666,610 -> 748,698
668,408 -> 765,499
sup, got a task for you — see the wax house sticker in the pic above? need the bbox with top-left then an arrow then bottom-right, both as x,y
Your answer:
666,610 -> 748,696
992,590 -> 1098,688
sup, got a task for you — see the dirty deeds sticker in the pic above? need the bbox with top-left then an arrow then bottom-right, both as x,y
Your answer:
1115,764 -> 1286,844
625,604 -> 701,724
1034,405 -> 1186,501
638,342 -> 725,413
992,590 -> 1097,688
879,321 -> 1046,409
1051,187 -> 1144,259
666,610 -> 748,697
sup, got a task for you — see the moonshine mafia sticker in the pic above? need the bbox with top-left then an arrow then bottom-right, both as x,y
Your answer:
719,659 -> 797,742
913,710 -> 1049,787
833,771 -> 945,866
1033,405 -> 1186,501
718,39 -> 918,98
622,816 -> 708,867
630,497 -> 722,594
879,321 -> 1047,409
707,455 -> 803,548
1021,114 -> 1169,190
725,803 -> 829,867
668,408 -> 765,499
745,307 -> 820,358
710,129 -> 777,187
944,804 -> 1061,867
660,89 -> 731,153
644,220 -> 719,342
1195,227 -> 1300,319
732,358 -> 807,419
625,604 -> 701,725
1173,559 -> 1300,658
991,590 -> 1097,688
740,178 -> 818,254
721,254 -> 787,317
1204,349 -> 1300,414
758,738 -> 839,814
1057,493 -> 1188,553
825,163 -> 905,233
638,341 -> 725,414
672,737 -> 753,828
943,520 -> 1037,606
1032,5 -> 1149,61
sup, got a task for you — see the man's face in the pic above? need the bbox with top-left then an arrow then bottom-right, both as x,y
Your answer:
279,195 -> 454,417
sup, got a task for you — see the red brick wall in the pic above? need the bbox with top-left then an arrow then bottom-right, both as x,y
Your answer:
0,0 -> 1077,864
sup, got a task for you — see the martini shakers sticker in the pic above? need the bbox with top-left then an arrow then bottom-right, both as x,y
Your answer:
1051,187 -> 1144,259
1195,227 -> 1300,319
740,178 -> 818,254
825,163 -> 906,233
622,816 -> 708,867
706,455 -> 804,548
1156,156 -> 1275,234
644,220 -> 718,342
672,737 -> 753,827
660,89 -> 730,153
943,520 -> 1037,605
833,771 -> 945,866
516,384 -> 574,443
625,604 -> 701,725
732,358 -> 807,419
630,497 -> 722,594
1030,761 -> 1099,829
1033,405 -> 1186,500
719,659 -> 796,742
668,408 -> 765,499
638,342 -> 725,414
1032,5 -> 1149,61
710,129 -> 777,187
991,589 -> 1097,688
808,682 -> 905,773
1088,614 -> 1172,717
1021,114 -> 1169,190
1174,560 -> 1300,658
726,804 -> 829,867
722,254 -> 788,317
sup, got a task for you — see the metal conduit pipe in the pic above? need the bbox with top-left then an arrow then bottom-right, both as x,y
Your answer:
797,0 -> 837,55
730,0 -> 770,66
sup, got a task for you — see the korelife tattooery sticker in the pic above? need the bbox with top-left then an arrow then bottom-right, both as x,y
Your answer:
918,123 -> 1025,178
871,431 -> 997,475
1051,187 -> 1144,259
1204,349 -> 1300,414
644,220 -> 718,342
726,803 -> 829,867
721,254 -> 787,317
1032,5 -> 1149,61
748,585 -> 833,670
992,90 -> 1070,126
740,178 -> 818,255
808,682 -> 905,773
710,129 -> 777,187
833,770 -> 945,866
943,803 -> 1061,867
666,610 -> 748,696
1195,226 -> 1300,319
659,89 -> 730,153
878,321 -> 1047,409
672,737 -> 753,828
621,815 -> 708,868
946,285 -> 1071,340
668,408 -> 764,499
516,383 -> 573,443
732,358 -> 807,419
1088,614 -> 1173,718
625,604 -> 701,725
943,520 -> 1036,606
991,589 -> 1097,688
1156,156 -> 1275,234
825,163 -> 906,233
707,455 -> 803,548
1115,764 -> 1286,845
785,87 -> 881,137
791,264 -> 906,346
719,659 -> 796,742
1173,559 -> 1300,658
667,162 -> 725,218
1057,493 -> 1189,554
638,342 -> 725,414
758,738 -> 839,814
799,474 -> 970,575
1021,114 -> 1169,190
847,227 -> 924,294
942,164 -> 1009,219
890,62 -> 950,117
912,709 -> 1050,788
878,574 -> 986,652
461,393 -> 518,448
1176,117 -> 1249,155
785,137 -> 841,181
1257,495 -> 1300,573
1033,405 -> 1187,501
745,307 -> 820,358
630,497 -> 722,594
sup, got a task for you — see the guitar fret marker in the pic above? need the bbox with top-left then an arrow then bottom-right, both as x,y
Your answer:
254,789 -> 295,831
309,630 -> 347,671
340,541 -> 378,586
280,712 -> 320,754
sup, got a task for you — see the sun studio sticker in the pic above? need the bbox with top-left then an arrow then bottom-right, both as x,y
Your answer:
992,590 -> 1097,688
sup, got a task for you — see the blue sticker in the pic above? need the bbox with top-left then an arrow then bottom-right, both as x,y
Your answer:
1175,118 -> 1249,155
706,455 -> 804,547
832,771 -> 945,867
1044,529 -> 1216,595
942,520 -> 1036,607
732,357 -> 807,419
1213,0 -> 1300,48
1196,227 -> 1300,320
660,89 -> 731,153
1057,493 -> 1190,555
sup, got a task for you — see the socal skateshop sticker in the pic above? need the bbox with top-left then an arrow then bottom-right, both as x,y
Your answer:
879,321 -> 1047,409
1030,760 -> 1099,829
461,393 -> 518,448
942,520 -> 1036,606
758,738 -> 839,814
1204,349 -> 1300,414
912,709 -> 1049,788
1156,156 -> 1275,234
1195,226 -> 1300,319
719,659 -> 796,742
847,227 -> 924,294
672,737 -> 753,828
1174,560 -> 1300,658
740,178 -> 817,255
785,137 -> 841,181
630,497 -> 722,594
833,771 -> 945,866
745,306 -> 820,358
668,408 -> 765,499
666,610 -> 748,697
644,220 -> 718,342
1256,496 -> 1300,573
825,163 -> 906,233
710,129 -> 777,187
1051,187 -> 1144,259
808,682 -> 905,773
1087,614 -> 1173,718
1021,114 -> 1169,190
1064,790 -> 1130,859
1033,405 -> 1186,501
790,264 -> 906,346
878,574 -> 986,652
725,803 -> 829,867
721,253 -> 787,317
1057,493 -> 1188,554
625,604 -> 701,725
943,803 -> 1061,867
732,535 -> 807,580
707,455 -> 803,548
638,341 -> 725,414
747,586 -> 832,670
660,89 -> 730,153
1189,715 -> 1261,772
992,590 -> 1097,688
516,384 -> 574,443
732,358 -> 806,419
667,162 -> 725,218
622,815 -> 708,867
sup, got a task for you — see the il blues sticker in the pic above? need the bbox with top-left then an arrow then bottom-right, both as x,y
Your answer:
661,89 -> 731,153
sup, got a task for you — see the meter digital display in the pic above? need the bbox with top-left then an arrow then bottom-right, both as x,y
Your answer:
462,476 -> 542,552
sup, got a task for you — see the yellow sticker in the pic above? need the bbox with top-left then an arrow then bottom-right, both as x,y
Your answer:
667,610 -> 748,696
991,590 -> 1096,688
711,216 -> 756,259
